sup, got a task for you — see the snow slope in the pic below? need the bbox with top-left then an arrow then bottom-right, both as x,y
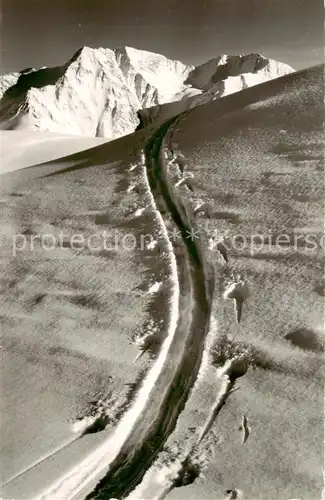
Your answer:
1,64 -> 322,500
0,130 -> 109,174
0,48 -> 293,139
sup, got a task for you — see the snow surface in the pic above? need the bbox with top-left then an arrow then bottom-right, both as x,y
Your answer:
1,130 -> 108,174
0,48 -> 294,140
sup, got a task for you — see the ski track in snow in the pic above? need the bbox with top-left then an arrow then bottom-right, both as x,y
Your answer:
125,129 -> 217,500
34,152 -> 180,500
127,358 -> 235,500
2,437 -> 80,489
126,317 -> 219,500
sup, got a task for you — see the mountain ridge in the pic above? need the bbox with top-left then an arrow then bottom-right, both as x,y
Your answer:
0,46 -> 294,139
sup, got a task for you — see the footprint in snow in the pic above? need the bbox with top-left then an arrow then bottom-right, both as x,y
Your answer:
224,488 -> 244,499
223,280 -> 250,324
238,415 -> 250,444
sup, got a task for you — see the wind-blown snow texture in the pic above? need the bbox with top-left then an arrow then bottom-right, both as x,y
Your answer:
0,47 -> 293,139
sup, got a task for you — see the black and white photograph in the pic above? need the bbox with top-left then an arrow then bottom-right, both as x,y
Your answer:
1,1 -> 324,499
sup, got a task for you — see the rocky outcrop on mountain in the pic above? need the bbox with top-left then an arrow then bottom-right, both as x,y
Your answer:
0,72 -> 20,100
0,47 -> 294,139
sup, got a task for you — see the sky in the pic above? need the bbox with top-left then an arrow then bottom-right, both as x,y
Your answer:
1,0 -> 323,74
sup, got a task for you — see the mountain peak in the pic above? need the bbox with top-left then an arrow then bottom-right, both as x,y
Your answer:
69,45 -> 94,62
185,52 -> 293,90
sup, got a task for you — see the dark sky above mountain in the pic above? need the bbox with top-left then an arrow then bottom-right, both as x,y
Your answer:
1,0 -> 323,74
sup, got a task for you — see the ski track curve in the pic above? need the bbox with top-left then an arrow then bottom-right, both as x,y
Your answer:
34,145 -> 180,500
84,115 -> 214,498
35,112 -> 214,500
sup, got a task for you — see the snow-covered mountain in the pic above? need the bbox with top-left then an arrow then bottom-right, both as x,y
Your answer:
0,47 -> 293,139
138,53 -> 296,127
